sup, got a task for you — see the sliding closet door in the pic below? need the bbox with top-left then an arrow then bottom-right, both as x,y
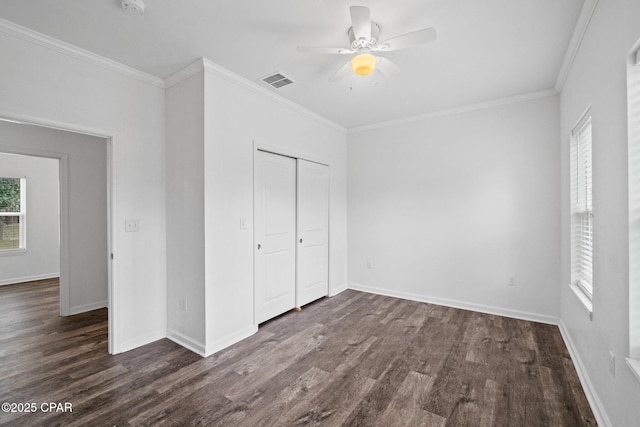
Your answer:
254,151 -> 297,323
296,159 -> 329,307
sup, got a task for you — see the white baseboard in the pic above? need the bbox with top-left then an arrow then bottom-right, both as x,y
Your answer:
167,329 -> 206,356
558,320 -> 611,427
116,328 -> 167,354
204,325 -> 258,357
0,273 -> 59,286
329,285 -> 348,297
348,282 -> 559,325
168,325 -> 258,358
68,300 -> 107,315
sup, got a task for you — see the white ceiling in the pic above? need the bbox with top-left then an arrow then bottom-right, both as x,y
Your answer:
0,0 -> 584,129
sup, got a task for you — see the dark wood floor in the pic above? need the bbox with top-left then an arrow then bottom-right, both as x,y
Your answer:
0,279 -> 595,426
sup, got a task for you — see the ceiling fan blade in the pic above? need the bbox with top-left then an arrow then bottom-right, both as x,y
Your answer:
375,27 -> 437,51
375,57 -> 400,75
296,46 -> 354,54
329,61 -> 353,82
350,6 -> 371,40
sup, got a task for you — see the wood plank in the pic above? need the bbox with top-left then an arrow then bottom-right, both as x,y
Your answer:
377,370 -> 437,426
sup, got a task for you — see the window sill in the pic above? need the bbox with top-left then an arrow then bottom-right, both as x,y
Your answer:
0,248 -> 27,257
569,284 -> 593,321
626,358 -> 640,385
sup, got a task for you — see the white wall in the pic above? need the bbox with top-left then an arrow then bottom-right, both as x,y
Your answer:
0,121 -> 107,314
0,153 -> 59,285
0,25 -> 166,353
166,72 -> 206,349
559,0 -> 640,425
165,60 -> 348,356
348,95 -> 561,322
204,63 -> 347,354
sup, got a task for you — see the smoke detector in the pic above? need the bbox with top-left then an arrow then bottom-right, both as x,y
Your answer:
122,0 -> 146,14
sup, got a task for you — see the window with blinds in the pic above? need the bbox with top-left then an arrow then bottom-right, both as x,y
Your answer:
628,44 -> 640,362
570,111 -> 593,298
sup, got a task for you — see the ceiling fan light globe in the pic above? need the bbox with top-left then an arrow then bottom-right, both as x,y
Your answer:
351,53 -> 376,76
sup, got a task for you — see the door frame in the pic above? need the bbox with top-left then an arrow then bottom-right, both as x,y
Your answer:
252,140 -> 331,325
0,111 -> 116,354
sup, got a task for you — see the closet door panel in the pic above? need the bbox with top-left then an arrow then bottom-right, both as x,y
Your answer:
296,159 -> 329,307
254,151 -> 296,323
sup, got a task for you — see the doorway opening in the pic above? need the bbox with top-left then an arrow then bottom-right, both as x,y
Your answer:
0,118 -> 113,353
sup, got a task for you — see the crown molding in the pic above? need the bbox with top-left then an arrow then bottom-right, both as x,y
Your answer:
164,59 -> 205,89
554,0 -> 599,92
202,59 -> 346,133
348,89 -> 558,134
0,18 -> 164,89
165,58 -> 345,133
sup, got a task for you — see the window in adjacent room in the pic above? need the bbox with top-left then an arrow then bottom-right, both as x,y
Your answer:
570,109 -> 593,300
0,177 -> 26,252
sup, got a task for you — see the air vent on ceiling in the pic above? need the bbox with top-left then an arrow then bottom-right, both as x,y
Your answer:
260,72 -> 294,89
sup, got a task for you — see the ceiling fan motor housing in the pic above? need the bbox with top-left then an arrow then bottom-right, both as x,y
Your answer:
348,22 -> 380,50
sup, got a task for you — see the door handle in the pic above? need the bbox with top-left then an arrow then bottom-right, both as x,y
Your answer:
299,238 -> 303,243
257,243 -> 261,250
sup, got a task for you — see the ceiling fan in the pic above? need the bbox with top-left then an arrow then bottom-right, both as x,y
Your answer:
297,6 -> 437,82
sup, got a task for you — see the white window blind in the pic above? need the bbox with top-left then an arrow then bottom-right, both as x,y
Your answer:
570,113 -> 593,297
628,46 -> 640,360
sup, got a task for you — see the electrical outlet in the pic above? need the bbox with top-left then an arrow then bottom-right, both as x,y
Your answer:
609,351 -> 616,377
181,297 -> 188,312
240,217 -> 247,230
508,276 -> 517,286
125,219 -> 139,232
366,260 -> 373,269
